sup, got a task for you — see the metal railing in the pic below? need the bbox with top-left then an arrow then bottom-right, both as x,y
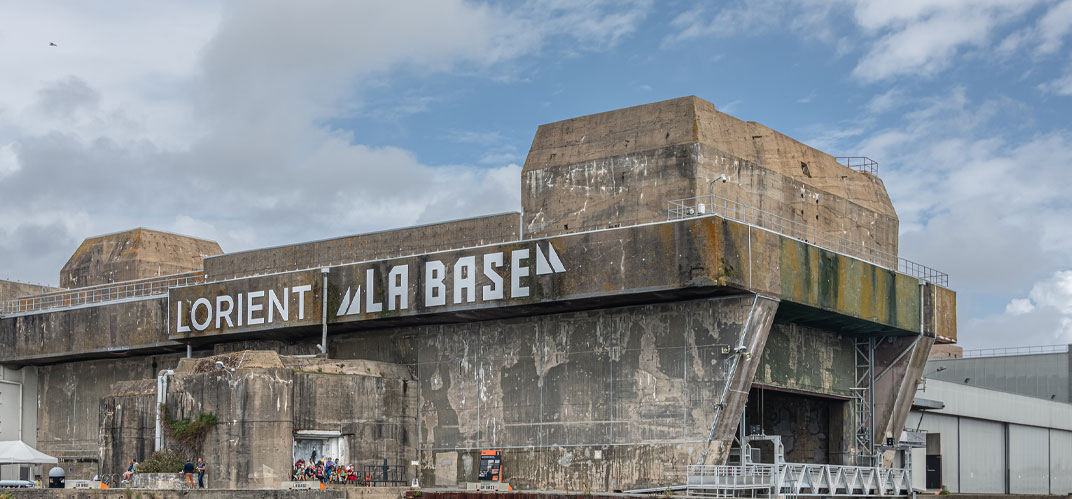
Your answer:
668,194 -> 948,286
835,156 -> 879,175
687,463 -> 910,497
0,271 -> 204,316
961,344 -> 1069,358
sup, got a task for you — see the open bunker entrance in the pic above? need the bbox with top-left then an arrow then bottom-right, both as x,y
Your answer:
734,385 -> 853,465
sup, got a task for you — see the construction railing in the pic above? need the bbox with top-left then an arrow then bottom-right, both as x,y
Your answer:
1,271 -> 204,316
668,194 -> 948,286
687,463 -> 911,497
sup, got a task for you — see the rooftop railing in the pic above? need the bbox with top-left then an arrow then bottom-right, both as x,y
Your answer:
0,271 -> 203,316
668,194 -> 949,286
960,344 -> 1069,358
836,156 -> 879,175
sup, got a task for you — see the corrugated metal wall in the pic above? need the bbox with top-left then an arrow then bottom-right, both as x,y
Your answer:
1009,425 -> 1049,493
908,411 -> 961,491
1052,430 -> 1072,494
911,410 -> 1072,494
924,352 -> 1070,403
957,418 -> 1004,492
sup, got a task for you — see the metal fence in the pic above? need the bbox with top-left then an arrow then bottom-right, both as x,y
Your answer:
668,194 -> 948,286
835,156 -> 879,175
687,463 -> 911,497
0,271 -> 204,316
961,344 -> 1069,358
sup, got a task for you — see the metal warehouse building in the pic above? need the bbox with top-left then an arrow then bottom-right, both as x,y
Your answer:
908,346 -> 1072,494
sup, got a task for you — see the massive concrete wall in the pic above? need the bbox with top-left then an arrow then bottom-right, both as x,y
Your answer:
37,354 -> 188,479
0,280 -> 61,303
753,322 -> 854,398
60,228 -> 221,288
521,96 -> 899,257
204,213 -> 520,281
100,354 -> 419,489
0,297 -> 176,364
411,294 -> 777,490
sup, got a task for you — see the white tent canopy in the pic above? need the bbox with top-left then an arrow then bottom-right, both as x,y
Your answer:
0,441 -> 57,465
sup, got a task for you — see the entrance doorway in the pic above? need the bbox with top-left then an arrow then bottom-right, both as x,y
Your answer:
293,430 -> 348,467
925,433 -> 942,490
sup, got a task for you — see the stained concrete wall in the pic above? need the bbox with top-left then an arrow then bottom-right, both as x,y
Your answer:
521,96 -> 899,257
412,294 -> 777,490
753,322 -> 854,398
292,370 -> 417,471
99,354 -> 418,489
99,379 -> 157,478
0,280 -> 61,303
37,354 -> 188,479
0,297 -> 176,364
203,213 -> 520,281
60,228 -> 221,289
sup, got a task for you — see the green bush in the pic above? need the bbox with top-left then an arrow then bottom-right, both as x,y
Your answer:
137,449 -> 186,473
160,404 -> 217,454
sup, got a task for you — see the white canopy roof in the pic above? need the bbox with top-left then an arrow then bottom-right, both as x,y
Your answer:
0,441 -> 58,465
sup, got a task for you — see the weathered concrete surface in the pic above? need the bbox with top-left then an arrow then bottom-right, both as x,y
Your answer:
874,334 -> 934,447
522,96 -> 899,257
60,228 -> 222,289
37,354 -> 188,480
744,389 -> 837,464
753,322 -> 854,398
0,279 -> 61,303
204,213 -> 520,281
101,352 -> 417,489
168,216 -> 946,344
413,294 -> 777,490
0,297 -> 177,365
99,378 -> 158,478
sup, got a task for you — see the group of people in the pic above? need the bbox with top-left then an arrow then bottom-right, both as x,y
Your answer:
292,457 -> 370,485
120,456 -> 207,489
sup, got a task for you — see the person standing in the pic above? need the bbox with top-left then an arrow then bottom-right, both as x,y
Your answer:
196,458 -> 207,488
183,459 -> 195,488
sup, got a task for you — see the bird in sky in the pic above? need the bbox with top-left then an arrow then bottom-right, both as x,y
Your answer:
49,42 -> 57,47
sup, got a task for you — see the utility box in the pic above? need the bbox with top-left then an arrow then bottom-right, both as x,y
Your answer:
48,467 -> 65,488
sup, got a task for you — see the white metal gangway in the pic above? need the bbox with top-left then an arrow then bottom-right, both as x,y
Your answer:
686,463 -> 911,498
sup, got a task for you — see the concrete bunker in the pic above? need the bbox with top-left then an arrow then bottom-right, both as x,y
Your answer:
0,96 -> 956,491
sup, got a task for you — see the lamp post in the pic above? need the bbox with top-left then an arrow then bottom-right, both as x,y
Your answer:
707,174 -> 728,215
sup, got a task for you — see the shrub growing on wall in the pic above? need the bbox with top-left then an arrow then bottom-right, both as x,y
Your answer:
159,404 -> 217,455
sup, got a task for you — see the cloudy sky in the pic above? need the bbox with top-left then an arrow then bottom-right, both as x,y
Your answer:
1,0 -> 1071,349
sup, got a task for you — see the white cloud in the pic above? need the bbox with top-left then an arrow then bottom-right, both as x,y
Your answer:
827,87 -> 1072,348
1005,298 -> 1035,315
661,1 -> 1068,84
663,0 -> 844,46
866,88 -> 905,114
851,1 -> 1035,82
1039,69 -> 1072,95
0,143 -> 19,179
999,0 -> 1072,57
978,270 -> 1072,346
0,1 -> 651,284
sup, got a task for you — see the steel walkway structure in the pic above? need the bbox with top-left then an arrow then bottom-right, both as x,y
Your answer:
686,463 -> 911,497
